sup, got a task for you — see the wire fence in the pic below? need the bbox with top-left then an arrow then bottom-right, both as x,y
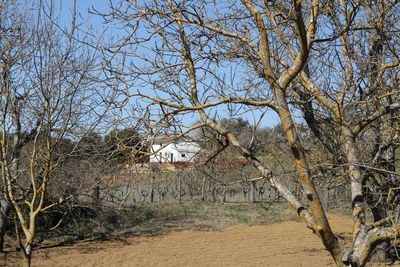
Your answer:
93,169 -> 351,210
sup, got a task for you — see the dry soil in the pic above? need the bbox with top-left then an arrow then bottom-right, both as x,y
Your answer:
2,213 -> 399,266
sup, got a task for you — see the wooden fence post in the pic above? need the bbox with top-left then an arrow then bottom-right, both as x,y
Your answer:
178,175 -> 182,203
249,181 -> 256,203
150,176 -> 155,203
201,177 -> 206,201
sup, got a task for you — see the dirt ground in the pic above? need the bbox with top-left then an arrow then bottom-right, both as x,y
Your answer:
2,213 -> 399,267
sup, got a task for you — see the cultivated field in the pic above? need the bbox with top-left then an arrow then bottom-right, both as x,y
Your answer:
2,203 -> 399,267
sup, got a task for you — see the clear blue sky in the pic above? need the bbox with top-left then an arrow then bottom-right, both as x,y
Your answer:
57,0 -> 280,129
58,0 -> 108,29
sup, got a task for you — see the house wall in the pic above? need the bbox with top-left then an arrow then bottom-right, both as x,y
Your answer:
149,142 -> 200,163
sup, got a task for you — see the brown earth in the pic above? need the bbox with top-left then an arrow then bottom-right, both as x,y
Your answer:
2,213 -> 398,267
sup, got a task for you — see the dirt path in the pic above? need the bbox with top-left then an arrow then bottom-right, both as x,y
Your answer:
4,214 -> 397,266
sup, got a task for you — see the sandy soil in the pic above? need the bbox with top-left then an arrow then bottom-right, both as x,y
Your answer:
2,214 -> 398,267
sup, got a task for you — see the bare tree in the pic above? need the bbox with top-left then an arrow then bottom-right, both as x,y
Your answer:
292,0 -> 400,261
0,0 -> 111,265
99,1 -> 400,266
0,0 -> 36,253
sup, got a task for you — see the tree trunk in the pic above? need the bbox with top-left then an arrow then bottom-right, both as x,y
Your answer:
22,255 -> 31,267
367,140 -> 397,263
21,244 -> 32,267
368,206 -> 393,263
369,241 -> 392,263
0,199 -> 10,252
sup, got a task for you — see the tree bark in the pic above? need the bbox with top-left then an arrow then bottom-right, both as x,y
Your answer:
21,244 -> 32,267
369,241 -> 392,263
0,199 -> 10,252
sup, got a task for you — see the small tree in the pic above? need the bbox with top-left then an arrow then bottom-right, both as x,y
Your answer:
0,0 -> 110,265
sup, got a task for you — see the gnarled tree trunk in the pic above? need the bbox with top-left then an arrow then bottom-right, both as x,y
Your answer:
0,199 -> 10,252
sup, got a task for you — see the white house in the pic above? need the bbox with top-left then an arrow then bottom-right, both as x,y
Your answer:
149,137 -> 201,163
